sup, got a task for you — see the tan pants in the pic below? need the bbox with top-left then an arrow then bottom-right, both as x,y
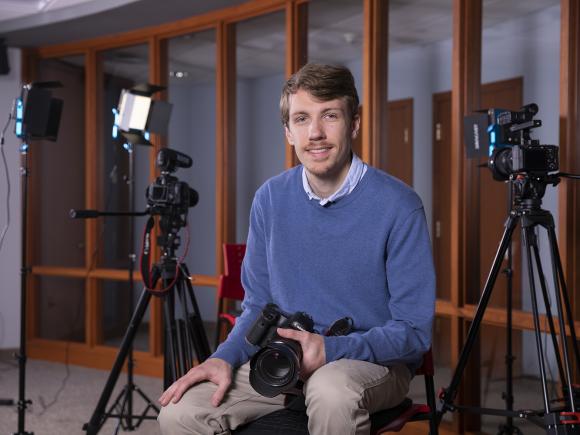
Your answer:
158,359 -> 411,435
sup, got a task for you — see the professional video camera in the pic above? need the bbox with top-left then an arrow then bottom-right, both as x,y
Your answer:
246,304 -> 315,398
146,148 -> 198,238
465,103 -> 559,181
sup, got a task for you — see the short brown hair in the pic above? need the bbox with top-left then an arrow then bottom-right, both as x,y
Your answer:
280,63 -> 360,126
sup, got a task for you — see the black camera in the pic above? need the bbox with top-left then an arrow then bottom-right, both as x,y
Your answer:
464,103 -> 559,181
146,148 -> 198,224
246,304 -> 315,398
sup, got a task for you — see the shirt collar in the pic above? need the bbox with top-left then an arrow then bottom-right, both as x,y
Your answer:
302,153 -> 367,206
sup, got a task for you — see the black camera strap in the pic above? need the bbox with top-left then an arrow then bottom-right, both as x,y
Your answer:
325,317 -> 354,336
140,216 -> 156,290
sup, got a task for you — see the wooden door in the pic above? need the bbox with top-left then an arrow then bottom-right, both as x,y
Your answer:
386,98 -> 413,186
353,99 -> 413,187
433,77 -> 523,379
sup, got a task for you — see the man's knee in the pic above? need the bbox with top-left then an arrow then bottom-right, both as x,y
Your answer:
158,394 -> 219,435
304,361 -> 364,410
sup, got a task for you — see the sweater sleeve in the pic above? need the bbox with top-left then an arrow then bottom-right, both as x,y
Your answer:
210,190 -> 271,368
323,206 -> 436,368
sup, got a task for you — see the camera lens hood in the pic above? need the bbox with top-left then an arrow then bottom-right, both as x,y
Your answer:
249,339 -> 302,398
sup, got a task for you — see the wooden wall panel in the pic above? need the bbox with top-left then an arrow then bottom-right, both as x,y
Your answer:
216,22 -> 237,274
284,0 -> 308,168
450,0 -> 482,431
559,0 -> 580,325
362,0 -> 388,169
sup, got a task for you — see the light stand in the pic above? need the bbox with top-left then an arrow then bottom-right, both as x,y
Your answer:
1,82 -> 63,435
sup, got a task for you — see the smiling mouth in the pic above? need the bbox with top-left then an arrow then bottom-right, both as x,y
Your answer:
307,145 -> 332,155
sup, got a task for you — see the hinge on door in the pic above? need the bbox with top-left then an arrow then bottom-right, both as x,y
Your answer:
404,128 -> 409,144
436,220 -> 441,238
435,123 -> 442,141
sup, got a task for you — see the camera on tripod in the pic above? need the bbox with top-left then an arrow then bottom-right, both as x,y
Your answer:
245,303 -> 315,398
464,103 -> 559,181
145,148 -> 198,232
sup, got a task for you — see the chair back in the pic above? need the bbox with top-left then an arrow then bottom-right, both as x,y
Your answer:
219,244 -> 246,300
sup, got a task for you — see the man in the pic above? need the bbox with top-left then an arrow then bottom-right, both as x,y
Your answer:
158,63 -> 435,435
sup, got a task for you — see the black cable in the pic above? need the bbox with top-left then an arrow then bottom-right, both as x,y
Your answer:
0,103 -> 13,252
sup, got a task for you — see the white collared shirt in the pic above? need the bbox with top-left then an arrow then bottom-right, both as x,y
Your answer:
302,153 -> 368,206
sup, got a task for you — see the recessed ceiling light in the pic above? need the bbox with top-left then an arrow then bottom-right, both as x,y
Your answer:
169,71 -> 189,78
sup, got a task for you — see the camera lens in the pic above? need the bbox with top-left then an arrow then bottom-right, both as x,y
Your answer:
489,147 -> 513,181
258,350 -> 293,384
249,340 -> 302,397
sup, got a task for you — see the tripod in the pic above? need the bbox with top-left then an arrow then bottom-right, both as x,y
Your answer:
82,214 -> 211,435
438,174 -> 580,433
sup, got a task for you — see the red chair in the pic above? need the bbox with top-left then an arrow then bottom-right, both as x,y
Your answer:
215,243 -> 246,348
372,348 -> 438,434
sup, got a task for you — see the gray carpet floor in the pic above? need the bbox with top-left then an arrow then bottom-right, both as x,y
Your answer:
0,355 -> 163,435
0,351 -> 555,434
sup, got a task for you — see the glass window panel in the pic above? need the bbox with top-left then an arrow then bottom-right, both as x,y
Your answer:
97,44 -> 150,270
100,278 -> 149,352
34,55 -> 86,267
386,1 -> 453,300
236,12 -> 286,243
480,1 -> 560,310
166,30 -> 217,325
308,0 -> 363,90
37,276 -> 85,342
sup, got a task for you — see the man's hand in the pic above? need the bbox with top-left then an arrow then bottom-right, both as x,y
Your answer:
158,358 -> 232,407
276,328 -> 326,379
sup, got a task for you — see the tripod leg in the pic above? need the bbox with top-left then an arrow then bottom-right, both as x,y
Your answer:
175,279 -> 194,372
530,241 -> 567,383
522,226 -> 552,414
163,291 -> 179,387
545,226 -> 578,411
181,263 -> 211,362
547,226 -> 580,372
439,213 -> 519,418
83,288 -> 153,435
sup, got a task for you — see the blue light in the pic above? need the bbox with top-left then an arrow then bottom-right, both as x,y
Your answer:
123,143 -> 132,152
144,131 -> 150,140
490,131 -> 496,145
112,107 -> 119,139
15,98 -> 23,138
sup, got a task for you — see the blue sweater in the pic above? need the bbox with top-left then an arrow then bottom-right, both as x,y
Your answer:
212,165 -> 436,371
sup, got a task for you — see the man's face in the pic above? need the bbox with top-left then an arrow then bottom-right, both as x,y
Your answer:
285,89 -> 359,183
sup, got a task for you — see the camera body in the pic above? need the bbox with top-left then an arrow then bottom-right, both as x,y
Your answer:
146,174 -> 196,215
486,105 -> 559,181
145,149 -> 198,230
246,303 -> 315,398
